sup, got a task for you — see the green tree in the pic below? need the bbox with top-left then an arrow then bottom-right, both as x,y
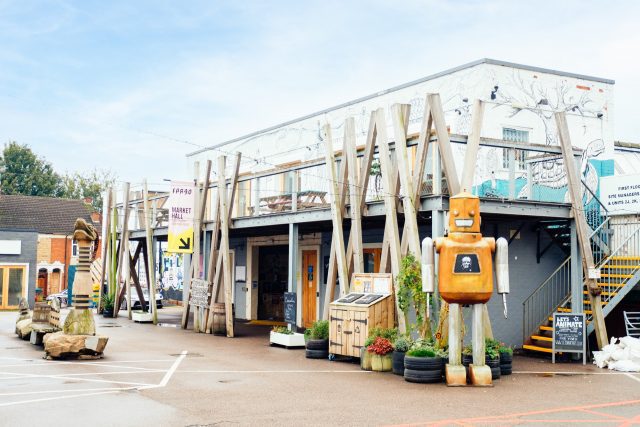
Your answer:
59,169 -> 117,213
0,142 -> 63,196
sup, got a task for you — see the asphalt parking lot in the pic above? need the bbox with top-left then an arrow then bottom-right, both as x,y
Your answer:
1,307 -> 639,426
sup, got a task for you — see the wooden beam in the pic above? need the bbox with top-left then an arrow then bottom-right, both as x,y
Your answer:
376,108 -> 406,334
428,93 -> 460,195
391,103 -> 421,258
323,123 -> 349,297
321,154 -> 349,320
555,111 -> 607,349
344,117 -> 364,274
143,179 -> 158,325
460,100 -> 485,193
97,188 -> 112,313
217,156 -> 234,337
114,182 -> 131,316
400,95 -> 433,256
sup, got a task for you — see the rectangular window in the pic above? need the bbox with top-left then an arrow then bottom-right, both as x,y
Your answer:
502,128 -> 529,171
72,240 -> 78,257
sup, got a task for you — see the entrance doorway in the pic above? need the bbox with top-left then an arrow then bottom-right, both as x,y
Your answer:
38,269 -> 48,298
302,250 -> 318,328
257,245 -> 288,321
0,265 -> 27,309
363,248 -> 382,273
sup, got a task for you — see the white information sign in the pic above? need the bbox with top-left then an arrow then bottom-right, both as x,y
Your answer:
600,174 -> 640,216
168,181 -> 196,253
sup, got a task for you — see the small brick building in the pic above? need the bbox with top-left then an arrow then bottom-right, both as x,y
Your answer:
0,195 -> 101,307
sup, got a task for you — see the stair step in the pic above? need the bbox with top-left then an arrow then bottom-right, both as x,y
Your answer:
610,256 -> 640,261
523,344 -> 553,354
583,290 -> 618,296
601,265 -> 640,270
531,335 -> 552,342
558,307 -> 592,314
583,300 -> 608,306
596,282 -> 625,288
600,273 -> 634,279
540,325 -> 553,331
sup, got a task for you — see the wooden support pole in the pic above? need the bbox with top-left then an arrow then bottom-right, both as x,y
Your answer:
344,117 -> 364,274
323,123 -> 349,297
143,179 -> 158,325
125,233 -> 132,319
97,188 -> 112,313
376,108 -> 406,334
114,182 -> 131,316
194,160 -> 212,332
428,93 -> 461,195
217,156 -> 234,337
555,112 -> 608,349
460,100 -> 485,193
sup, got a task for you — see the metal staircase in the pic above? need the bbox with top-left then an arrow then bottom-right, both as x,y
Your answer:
522,218 -> 640,353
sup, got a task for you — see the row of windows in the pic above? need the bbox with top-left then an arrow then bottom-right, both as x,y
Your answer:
502,127 -> 529,171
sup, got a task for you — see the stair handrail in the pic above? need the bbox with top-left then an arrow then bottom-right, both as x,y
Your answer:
594,221 -> 640,269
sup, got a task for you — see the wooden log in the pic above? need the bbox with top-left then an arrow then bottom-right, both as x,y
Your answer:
555,111 -> 607,349
114,182 -> 131,315
460,100 -> 485,192
143,179 -> 158,325
217,156 -> 234,337
344,117 -> 364,274
375,108 -> 406,334
323,123 -> 349,297
97,188 -> 112,313
428,93 -> 460,195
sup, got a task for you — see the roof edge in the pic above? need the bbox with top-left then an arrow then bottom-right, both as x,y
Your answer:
187,58 -> 615,157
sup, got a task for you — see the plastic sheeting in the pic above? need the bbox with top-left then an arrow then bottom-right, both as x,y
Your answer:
592,336 -> 640,372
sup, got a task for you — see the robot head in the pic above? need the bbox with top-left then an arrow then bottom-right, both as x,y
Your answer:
449,191 -> 481,233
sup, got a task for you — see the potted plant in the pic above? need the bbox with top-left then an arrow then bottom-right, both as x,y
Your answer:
403,345 -> 442,383
499,342 -> 513,375
304,320 -> 329,359
392,336 -> 411,376
101,293 -> 115,318
485,338 -> 501,380
367,337 -> 394,372
269,325 -> 305,348
397,254 -> 432,340
361,327 -> 397,371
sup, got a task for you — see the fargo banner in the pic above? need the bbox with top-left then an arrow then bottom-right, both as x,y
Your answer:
167,181 -> 195,253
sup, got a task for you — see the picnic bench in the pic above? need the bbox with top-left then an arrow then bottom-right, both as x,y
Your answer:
250,190 -> 328,214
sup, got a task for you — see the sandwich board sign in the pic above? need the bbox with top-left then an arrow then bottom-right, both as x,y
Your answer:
552,312 -> 586,364
168,181 -> 195,253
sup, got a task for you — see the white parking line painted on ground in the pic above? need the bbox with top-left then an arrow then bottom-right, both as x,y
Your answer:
176,369 -> 371,374
624,373 -> 640,383
0,370 -> 154,386
513,370 -> 635,375
0,350 -> 189,407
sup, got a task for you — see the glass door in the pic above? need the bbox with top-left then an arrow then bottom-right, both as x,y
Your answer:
0,266 -> 26,309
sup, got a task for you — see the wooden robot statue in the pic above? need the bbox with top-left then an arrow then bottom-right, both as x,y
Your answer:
421,192 -> 509,386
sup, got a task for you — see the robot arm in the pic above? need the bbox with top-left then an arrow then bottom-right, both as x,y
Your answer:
421,237 -> 435,317
495,237 -> 509,318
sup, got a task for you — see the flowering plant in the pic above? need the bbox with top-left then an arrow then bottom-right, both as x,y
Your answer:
367,337 -> 394,356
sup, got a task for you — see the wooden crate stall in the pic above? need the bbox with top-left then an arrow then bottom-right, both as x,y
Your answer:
329,273 -> 395,358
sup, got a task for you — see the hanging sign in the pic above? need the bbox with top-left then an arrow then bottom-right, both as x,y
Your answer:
168,181 -> 195,253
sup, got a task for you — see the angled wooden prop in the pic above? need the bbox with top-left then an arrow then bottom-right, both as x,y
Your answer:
344,117 -> 364,274
428,93 -> 461,195
376,107 -> 407,334
555,111 -> 608,349
216,156 -> 234,337
142,179 -> 158,324
323,123 -> 350,298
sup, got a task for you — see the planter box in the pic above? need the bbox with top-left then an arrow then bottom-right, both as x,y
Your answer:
269,331 -> 305,348
132,311 -> 153,323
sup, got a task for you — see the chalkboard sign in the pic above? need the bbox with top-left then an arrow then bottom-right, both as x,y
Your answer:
284,292 -> 296,325
189,279 -> 210,308
552,312 -> 586,364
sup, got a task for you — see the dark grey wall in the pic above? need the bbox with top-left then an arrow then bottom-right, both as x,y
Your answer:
0,229 -> 38,307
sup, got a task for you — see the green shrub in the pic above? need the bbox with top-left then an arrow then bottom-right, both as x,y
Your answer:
307,320 -> 329,340
272,326 -> 293,335
393,336 -> 411,353
486,346 -> 499,360
499,343 -> 513,356
462,344 -> 473,356
407,347 -> 436,358
368,327 -> 398,342
101,293 -> 114,311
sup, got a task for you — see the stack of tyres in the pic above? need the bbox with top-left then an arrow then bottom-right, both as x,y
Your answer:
305,338 -> 329,359
500,352 -> 513,375
486,356 -> 501,380
403,356 -> 443,383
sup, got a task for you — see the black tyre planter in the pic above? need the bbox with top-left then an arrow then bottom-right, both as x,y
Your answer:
403,356 -> 442,384
486,357 -> 500,380
500,353 -> 513,376
404,368 -> 442,383
305,349 -> 329,359
392,351 -> 405,376
305,339 -> 328,351
404,355 -> 442,370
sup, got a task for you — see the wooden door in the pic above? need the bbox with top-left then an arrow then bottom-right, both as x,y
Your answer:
302,250 -> 317,328
0,266 -> 26,309
363,248 -> 382,273
329,308 -> 347,355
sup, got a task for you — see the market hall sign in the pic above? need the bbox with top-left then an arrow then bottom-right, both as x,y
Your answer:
600,173 -> 640,216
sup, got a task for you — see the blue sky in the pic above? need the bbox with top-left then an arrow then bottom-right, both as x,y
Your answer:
1,1 -> 638,188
